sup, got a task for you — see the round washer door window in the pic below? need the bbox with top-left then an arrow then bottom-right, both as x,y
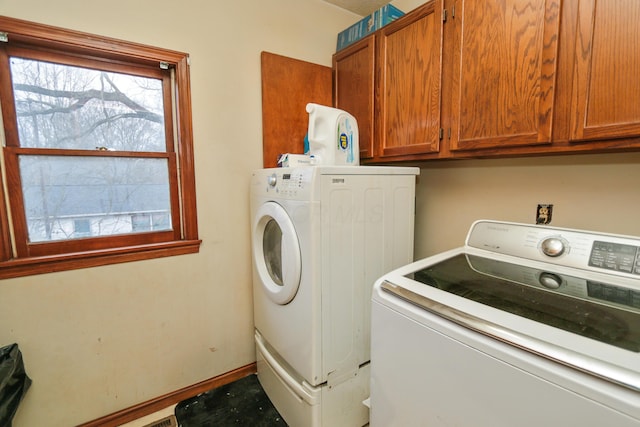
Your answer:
253,201 -> 301,305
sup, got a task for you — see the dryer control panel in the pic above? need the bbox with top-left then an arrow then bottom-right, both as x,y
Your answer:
258,168 -> 314,200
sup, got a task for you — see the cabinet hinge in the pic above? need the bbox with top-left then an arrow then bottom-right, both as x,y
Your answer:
439,128 -> 444,140
442,9 -> 448,22
0,32 -> 8,43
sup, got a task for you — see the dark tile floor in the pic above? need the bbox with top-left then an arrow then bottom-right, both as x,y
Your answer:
174,374 -> 287,426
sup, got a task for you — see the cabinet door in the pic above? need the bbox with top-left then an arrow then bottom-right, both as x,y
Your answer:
333,36 -> 376,159
448,0 -> 560,151
571,0 -> 640,142
376,1 -> 443,157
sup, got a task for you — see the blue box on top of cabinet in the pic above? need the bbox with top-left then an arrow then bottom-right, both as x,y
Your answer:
336,4 -> 404,51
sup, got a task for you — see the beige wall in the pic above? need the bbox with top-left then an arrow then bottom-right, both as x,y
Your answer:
0,1 -> 358,426
2,0 -> 640,426
393,0 -> 425,12
414,152 -> 640,258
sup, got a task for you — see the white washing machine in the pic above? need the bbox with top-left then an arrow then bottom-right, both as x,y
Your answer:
371,220 -> 640,426
250,165 -> 419,426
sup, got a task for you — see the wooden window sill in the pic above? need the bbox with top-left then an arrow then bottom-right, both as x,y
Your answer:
0,240 -> 202,280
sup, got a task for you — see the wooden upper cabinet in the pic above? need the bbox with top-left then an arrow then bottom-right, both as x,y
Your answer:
448,0 -> 560,152
333,36 -> 376,160
331,0 -> 640,162
570,0 -> 640,143
376,1 -> 443,158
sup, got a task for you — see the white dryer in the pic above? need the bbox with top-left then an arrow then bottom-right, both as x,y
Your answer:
250,166 -> 419,427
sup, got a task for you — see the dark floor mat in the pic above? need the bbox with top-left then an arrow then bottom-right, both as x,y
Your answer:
175,374 -> 287,426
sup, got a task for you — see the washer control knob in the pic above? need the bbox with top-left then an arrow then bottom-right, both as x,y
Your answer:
539,272 -> 562,289
541,237 -> 566,257
267,174 -> 277,187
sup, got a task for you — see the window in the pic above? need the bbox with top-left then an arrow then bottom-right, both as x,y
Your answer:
0,16 -> 201,279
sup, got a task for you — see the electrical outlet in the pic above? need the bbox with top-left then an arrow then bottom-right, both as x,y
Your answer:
536,204 -> 553,224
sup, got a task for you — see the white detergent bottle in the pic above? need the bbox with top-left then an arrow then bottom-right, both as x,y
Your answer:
306,103 -> 359,166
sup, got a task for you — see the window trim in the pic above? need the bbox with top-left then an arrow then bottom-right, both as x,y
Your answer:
0,15 -> 201,279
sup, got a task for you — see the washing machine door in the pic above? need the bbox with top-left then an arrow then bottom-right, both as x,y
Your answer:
253,201 -> 301,305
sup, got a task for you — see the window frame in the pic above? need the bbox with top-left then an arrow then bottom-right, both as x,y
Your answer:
0,16 -> 201,279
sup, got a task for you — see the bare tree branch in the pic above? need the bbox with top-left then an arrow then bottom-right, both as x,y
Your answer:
56,112 -> 162,143
13,83 -> 163,123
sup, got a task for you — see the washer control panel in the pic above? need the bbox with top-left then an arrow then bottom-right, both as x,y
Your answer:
589,241 -> 640,275
540,236 -> 568,257
466,220 -> 640,279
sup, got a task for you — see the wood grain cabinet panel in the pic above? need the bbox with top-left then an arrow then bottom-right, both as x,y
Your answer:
329,0 -> 640,163
570,0 -> 640,143
376,1 -> 443,158
261,52 -> 332,168
333,36 -> 376,159
448,0 -> 560,152
333,1 -> 443,161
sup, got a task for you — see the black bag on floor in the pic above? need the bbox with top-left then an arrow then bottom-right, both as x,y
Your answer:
0,344 -> 31,427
